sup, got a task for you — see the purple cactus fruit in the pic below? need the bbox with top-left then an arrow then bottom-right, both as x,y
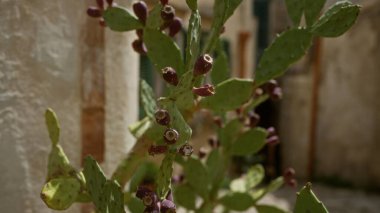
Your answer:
148,145 -> 168,156
266,79 -> 278,93
287,178 -> 298,188
283,167 -> 296,179
266,126 -> 276,137
248,111 -> 260,128
168,17 -> 182,37
208,137 -> 220,148
179,144 -> 193,156
166,190 -> 174,202
142,192 -> 158,207
132,39 -> 147,55
192,84 -> 215,97
266,135 -> 280,145
270,86 -> 283,101
161,5 -> 175,21
160,0 -> 169,5
106,0 -> 113,6
162,67 -> 179,86
133,1 -> 148,24
155,109 -> 170,126
87,6 -> 102,18
96,0 -> 104,9
193,54 -> 213,76
136,29 -> 144,39
163,128 -> 179,145
160,199 -> 176,213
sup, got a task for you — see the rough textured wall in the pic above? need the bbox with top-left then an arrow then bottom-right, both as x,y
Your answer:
0,0 -> 84,212
316,3 -> 380,187
0,0 -> 139,212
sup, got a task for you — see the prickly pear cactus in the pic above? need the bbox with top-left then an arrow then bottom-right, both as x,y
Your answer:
41,0 -> 361,212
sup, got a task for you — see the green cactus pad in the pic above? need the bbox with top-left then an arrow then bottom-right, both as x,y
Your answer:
311,1 -> 360,37
220,119 -> 243,149
156,153 -> 175,199
219,192 -> 254,211
183,157 -> 210,199
206,149 -> 223,182
45,108 -> 60,146
83,156 -> 107,212
47,145 -> 77,180
143,29 -> 185,77
212,42 -> 230,85
294,183 -> 328,213
186,0 -> 198,11
255,28 -> 313,86
230,164 -> 265,192
170,71 -> 196,110
103,180 -> 126,213
40,177 -> 80,210
140,80 -> 157,119
230,127 -> 268,156
146,4 -> 163,29
199,78 -> 253,112
256,205 -> 288,213
185,10 -> 201,72
174,184 -> 197,210
103,6 -> 143,32
285,0 -> 304,26
305,0 -> 326,26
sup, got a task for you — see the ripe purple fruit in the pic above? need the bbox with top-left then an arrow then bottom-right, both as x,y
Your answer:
169,17 -> 182,37
179,144 -> 193,156
155,109 -> 170,126
160,0 -> 169,5
194,54 -> 213,76
270,86 -> 283,101
148,145 -> 168,156
136,29 -> 144,39
96,0 -> 104,9
248,111 -> 260,128
266,126 -> 276,137
283,167 -> 296,179
266,135 -> 280,145
161,5 -> 175,21
192,84 -> 215,97
266,79 -> 278,93
133,1 -> 148,24
160,199 -> 176,213
87,6 -> 102,18
132,39 -> 147,55
208,137 -> 220,148
164,128 -> 179,145
162,67 -> 179,86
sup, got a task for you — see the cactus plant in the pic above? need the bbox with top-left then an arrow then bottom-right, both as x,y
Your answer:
40,0 -> 360,212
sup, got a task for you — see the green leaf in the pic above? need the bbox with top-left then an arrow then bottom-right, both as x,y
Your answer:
41,177 -> 81,210
128,117 -> 151,139
103,180 -> 126,213
225,0 -> 244,22
212,46 -> 230,85
256,205 -> 288,213
251,177 -> 285,202
144,29 -> 184,76
199,78 -> 253,112
140,80 -> 157,119
304,0 -> 326,26
206,149 -> 223,181
47,145 -> 77,180
220,119 -> 243,149
186,0 -> 198,11
185,10 -> 201,72
184,157 -> 210,199
230,165 -> 265,192
285,0 -> 304,26
156,153 -> 175,199
103,6 -> 143,32
160,100 -> 192,147
126,197 -> 145,213
83,156 -> 107,212
230,128 -> 268,156
294,183 -> 328,213
255,28 -> 313,86
174,184 -> 197,210
45,108 -> 60,145
311,1 -> 360,37
219,192 -> 254,211
146,4 -> 163,29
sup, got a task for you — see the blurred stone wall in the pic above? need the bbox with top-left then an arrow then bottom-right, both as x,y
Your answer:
0,0 -> 138,212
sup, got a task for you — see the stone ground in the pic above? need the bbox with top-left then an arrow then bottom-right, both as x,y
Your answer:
178,183 -> 380,212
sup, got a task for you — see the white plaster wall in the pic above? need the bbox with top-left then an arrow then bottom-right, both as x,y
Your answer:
0,0 -> 84,212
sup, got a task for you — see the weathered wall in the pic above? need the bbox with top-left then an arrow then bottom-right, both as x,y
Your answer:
0,0 -> 139,212
279,1 -> 380,187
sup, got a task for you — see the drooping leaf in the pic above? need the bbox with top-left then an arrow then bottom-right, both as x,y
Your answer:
230,128 -> 268,156
156,153 -> 175,199
294,183 -> 328,213
146,4 -> 163,29
41,177 -> 81,210
185,10 -> 201,72
219,192 -> 254,211
255,29 -> 313,86
184,157 -> 210,199
174,184 -> 197,210
83,156 -> 107,212
285,0 -> 304,26
103,6 -> 143,32
140,80 -> 157,119
304,0 -> 326,26
311,1 -> 360,37
199,78 -> 253,112
256,205 -> 288,213
186,0 -> 198,11
144,29 -> 184,76
45,108 -> 60,146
